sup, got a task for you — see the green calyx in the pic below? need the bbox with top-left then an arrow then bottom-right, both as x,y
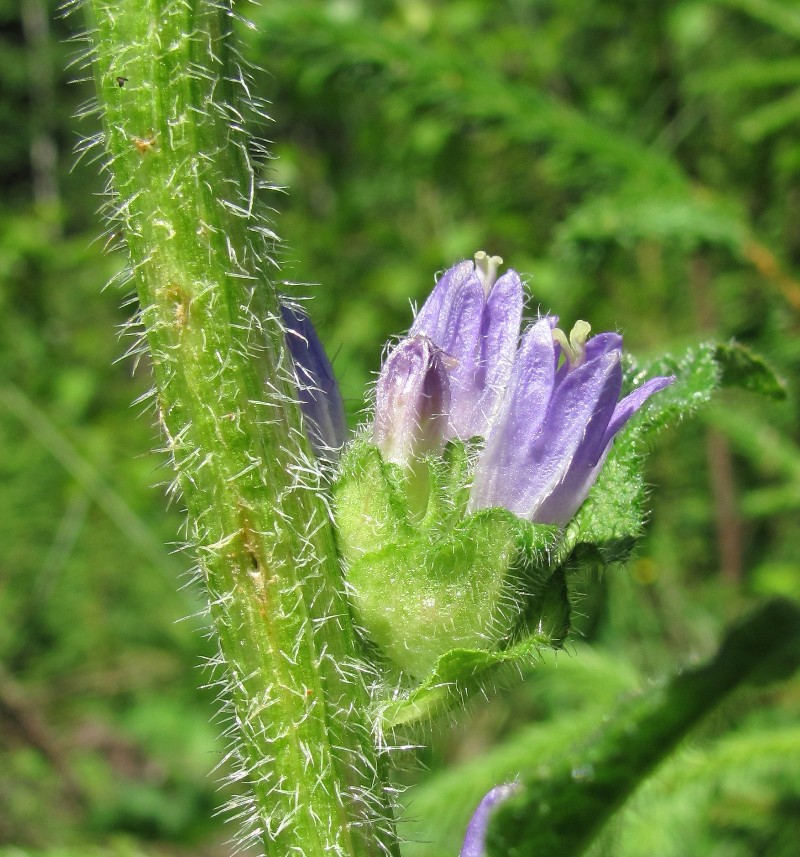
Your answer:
334,435 -> 563,679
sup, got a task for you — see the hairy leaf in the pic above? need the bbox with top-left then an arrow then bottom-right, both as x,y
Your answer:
714,340 -> 787,399
485,598 -> 800,857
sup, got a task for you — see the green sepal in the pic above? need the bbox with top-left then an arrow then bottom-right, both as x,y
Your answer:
333,435 -> 480,560
419,438 -> 476,529
376,567 -> 569,731
333,435 -> 412,560
345,508 -> 523,679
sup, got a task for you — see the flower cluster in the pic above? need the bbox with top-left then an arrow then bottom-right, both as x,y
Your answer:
372,252 -> 674,525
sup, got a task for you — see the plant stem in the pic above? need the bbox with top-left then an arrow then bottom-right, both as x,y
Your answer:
83,3 -> 397,855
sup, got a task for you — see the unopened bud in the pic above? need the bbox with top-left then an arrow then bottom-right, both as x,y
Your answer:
373,336 -> 451,465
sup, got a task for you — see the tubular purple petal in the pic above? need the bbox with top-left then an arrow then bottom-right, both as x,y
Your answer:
470,317 -> 557,511
515,350 -> 621,521
584,331 -> 623,361
411,257 -> 524,439
281,304 -> 347,459
535,372 -> 675,524
375,254 -> 675,526
469,269 -> 524,434
469,308 -> 675,526
409,260 -> 477,345
459,784 -> 519,857
373,335 -> 451,465
526,350 -> 624,524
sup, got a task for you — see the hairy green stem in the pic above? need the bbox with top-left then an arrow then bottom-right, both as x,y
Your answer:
83,3 -> 397,855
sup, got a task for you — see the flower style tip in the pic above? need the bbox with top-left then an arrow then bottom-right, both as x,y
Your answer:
552,319 -> 592,367
373,335 -> 451,465
474,250 -> 504,295
459,783 -> 519,857
281,304 -> 347,459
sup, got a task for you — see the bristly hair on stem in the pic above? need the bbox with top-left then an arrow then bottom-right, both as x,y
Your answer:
70,2 -> 399,855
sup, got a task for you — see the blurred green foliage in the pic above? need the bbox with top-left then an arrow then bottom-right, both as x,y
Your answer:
1,0 -> 799,854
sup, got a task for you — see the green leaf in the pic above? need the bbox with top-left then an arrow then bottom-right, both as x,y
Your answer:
567,447 -> 645,567
627,342 -> 721,431
555,189 -> 747,256
376,645 -> 539,731
485,598 -> 800,857
714,340 -> 787,399
713,0 -> 800,42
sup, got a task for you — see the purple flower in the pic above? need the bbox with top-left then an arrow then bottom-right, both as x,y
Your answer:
375,253 -> 675,525
459,783 -> 519,857
373,335 -> 451,465
410,252 -> 522,440
469,318 -> 674,525
282,304 -> 347,459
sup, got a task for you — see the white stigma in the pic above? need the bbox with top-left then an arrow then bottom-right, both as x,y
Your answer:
553,320 -> 592,367
474,250 -> 504,296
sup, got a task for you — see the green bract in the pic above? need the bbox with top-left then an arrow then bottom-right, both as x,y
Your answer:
334,436 -> 560,679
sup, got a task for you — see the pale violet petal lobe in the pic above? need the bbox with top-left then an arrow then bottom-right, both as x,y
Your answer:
470,317 -> 557,512
409,259 -> 476,346
373,335 -> 451,465
512,350 -> 622,521
601,374 -> 676,448
476,268 -> 524,420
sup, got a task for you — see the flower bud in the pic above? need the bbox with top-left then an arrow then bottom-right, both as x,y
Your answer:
460,784 -> 520,857
335,254 -> 674,685
282,304 -> 347,459
373,335 -> 451,465
410,253 -> 522,440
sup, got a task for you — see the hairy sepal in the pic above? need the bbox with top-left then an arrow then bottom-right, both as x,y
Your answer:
335,435 -> 561,682
376,568 -> 569,731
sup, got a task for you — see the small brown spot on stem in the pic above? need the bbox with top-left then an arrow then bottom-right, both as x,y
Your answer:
133,133 -> 157,155
237,507 -> 264,576
163,283 -> 191,328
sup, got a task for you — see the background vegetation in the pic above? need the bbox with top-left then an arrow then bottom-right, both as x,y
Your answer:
1,0 -> 799,854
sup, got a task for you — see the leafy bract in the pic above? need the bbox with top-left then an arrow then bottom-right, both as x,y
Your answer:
347,509 -> 522,680
485,598 -> 800,857
714,340 -> 787,399
376,567 -> 569,732
567,341 -> 783,567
